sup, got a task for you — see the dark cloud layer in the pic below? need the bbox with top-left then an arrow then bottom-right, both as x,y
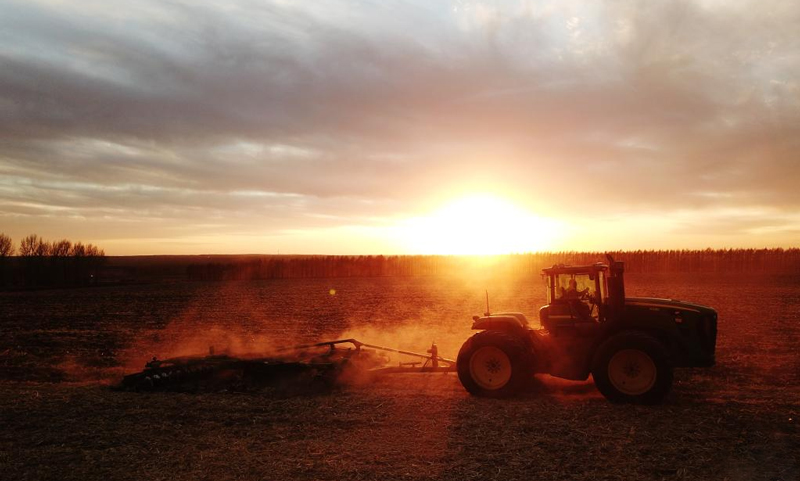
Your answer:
1,0 -> 798,253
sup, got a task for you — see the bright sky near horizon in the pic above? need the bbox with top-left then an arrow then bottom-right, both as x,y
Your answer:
1,0 -> 798,255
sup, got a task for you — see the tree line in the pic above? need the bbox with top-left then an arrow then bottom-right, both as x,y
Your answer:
2,238 -> 795,288
0,233 -> 106,288
185,248 -> 800,281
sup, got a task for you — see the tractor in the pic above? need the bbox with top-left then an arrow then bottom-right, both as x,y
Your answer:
456,256 -> 717,403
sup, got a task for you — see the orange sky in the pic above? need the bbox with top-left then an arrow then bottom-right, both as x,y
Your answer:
1,1 -> 798,255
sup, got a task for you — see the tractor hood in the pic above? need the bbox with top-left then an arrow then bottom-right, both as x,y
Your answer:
625,297 -> 716,316
471,312 -> 530,330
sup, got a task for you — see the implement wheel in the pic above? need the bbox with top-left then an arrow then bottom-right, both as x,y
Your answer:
591,331 -> 673,404
457,330 -> 532,398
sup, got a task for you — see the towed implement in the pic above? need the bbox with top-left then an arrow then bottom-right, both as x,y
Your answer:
119,339 -> 455,392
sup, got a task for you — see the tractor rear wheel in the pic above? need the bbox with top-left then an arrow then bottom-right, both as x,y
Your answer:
457,330 -> 532,398
591,331 -> 673,404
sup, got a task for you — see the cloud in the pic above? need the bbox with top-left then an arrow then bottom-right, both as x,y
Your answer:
0,0 -> 798,252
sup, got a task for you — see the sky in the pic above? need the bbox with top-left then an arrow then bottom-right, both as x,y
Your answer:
1,0 -> 798,255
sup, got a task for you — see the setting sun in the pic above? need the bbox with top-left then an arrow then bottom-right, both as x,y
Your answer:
398,194 -> 564,255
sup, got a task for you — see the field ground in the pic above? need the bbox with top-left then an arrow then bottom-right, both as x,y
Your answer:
1,273 -> 798,480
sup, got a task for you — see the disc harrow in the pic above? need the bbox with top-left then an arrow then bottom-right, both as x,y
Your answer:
118,339 -> 455,393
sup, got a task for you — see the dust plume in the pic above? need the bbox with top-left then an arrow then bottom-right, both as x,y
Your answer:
118,316 -> 285,375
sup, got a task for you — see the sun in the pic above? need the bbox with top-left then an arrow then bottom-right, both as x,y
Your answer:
399,194 -> 563,255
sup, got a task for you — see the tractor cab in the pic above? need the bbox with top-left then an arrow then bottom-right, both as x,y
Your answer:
539,260 -> 625,333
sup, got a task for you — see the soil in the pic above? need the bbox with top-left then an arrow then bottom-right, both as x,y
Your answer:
1,273 -> 798,480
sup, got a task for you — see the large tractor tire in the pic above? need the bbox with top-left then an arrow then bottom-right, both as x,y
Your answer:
457,330 -> 533,398
591,331 -> 673,404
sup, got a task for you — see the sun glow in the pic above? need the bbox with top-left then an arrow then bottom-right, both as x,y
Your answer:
399,195 -> 563,255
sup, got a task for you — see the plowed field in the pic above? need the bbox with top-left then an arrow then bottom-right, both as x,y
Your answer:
1,273 -> 798,480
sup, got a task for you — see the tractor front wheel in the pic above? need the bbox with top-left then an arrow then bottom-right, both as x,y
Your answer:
457,330 -> 532,398
591,331 -> 673,404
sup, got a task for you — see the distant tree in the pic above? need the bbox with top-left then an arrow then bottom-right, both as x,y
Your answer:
0,234 -> 12,287
71,242 -> 86,257
18,234 -> 52,257
85,244 -> 104,257
71,242 -> 106,285
51,239 -> 72,257
0,234 -> 13,257
35,239 -> 51,256
19,234 -> 40,257
50,239 -> 72,285
18,234 -> 50,286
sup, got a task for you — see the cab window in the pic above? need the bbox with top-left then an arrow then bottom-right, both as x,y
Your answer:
555,273 -> 594,300
554,273 -> 600,320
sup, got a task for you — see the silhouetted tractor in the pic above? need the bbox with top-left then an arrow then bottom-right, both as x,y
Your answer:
457,256 -> 717,403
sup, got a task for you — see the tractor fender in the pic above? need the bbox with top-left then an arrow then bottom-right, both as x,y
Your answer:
471,312 -> 529,331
